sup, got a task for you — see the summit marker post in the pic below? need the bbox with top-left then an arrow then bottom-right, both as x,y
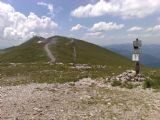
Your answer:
132,38 -> 142,75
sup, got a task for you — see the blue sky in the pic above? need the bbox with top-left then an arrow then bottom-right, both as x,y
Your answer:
0,0 -> 160,48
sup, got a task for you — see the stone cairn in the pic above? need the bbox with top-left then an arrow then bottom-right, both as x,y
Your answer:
110,70 -> 145,83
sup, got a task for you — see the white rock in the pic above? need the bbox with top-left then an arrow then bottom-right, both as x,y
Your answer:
37,41 -> 42,43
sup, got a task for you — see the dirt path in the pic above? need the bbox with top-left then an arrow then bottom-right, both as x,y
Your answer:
1,78 -> 160,120
44,38 -> 56,63
71,39 -> 77,64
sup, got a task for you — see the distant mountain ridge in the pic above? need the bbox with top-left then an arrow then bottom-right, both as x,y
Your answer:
105,44 -> 160,68
0,36 -> 133,69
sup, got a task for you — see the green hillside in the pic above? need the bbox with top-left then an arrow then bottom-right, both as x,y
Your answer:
50,36 -> 133,67
0,36 -> 48,63
0,36 -> 133,68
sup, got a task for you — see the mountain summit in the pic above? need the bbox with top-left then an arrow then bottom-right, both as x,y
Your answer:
0,36 -> 133,68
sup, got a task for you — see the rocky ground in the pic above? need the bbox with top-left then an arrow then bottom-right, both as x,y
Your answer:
1,76 -> 160,120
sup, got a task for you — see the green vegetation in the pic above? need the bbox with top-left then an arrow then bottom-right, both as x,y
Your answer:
0,36 -> 48,63
51,36 -> 133,67
122,82 -> 135,89
0,36 -> 133,69
143,76 -> 160,89
141,68 -> 160,89
143,79 -> 152,88
111,80 -> 122,87
0,62 -> 111,86
111,80 -> 136,89
0,35 -> 160,88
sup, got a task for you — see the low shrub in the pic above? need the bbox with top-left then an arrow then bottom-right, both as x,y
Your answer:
111,80 -> 122,87
143,76 -> 160,89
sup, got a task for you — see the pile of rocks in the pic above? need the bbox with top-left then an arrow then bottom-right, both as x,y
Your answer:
110,70 -> 145,83
70,64 -> 92,69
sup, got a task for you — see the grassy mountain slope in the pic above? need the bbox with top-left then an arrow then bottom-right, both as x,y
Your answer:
50,36 -> 133,67
0,36 -> 48,63
0,36 -> 133,68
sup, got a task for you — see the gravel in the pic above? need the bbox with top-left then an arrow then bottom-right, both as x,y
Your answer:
1,78 -> 160,120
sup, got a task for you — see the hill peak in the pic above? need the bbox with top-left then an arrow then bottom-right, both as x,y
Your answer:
0,36 -> 133,70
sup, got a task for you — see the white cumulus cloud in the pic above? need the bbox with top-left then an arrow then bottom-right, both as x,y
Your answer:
147,25 -> 160,32
70,24 -> 87,31
71,0 -> 160,19
37,2 -> 54,15
71,0 -> 119,18
90,22 -> 124,32
0,1 -> 58,44
127,26 -> 143,32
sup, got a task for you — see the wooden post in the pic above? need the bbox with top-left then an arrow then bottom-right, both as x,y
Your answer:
135,61 -> 140,75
